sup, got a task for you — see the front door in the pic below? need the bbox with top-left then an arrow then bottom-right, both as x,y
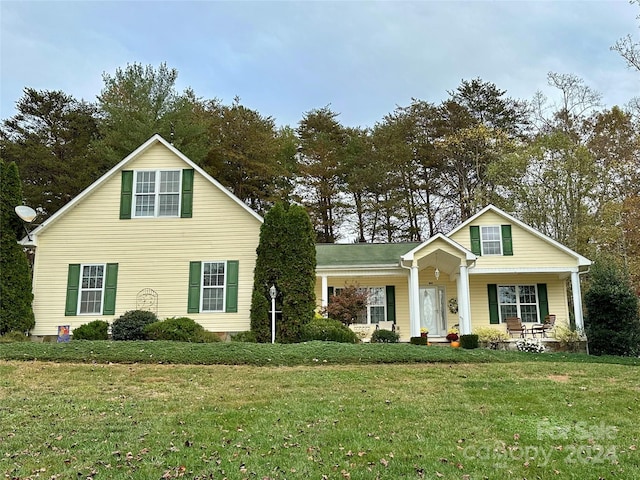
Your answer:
420,286 -> 446,337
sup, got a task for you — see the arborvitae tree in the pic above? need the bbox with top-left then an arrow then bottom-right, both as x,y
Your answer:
0,159 -> 35,335
250,203 -> 287,342
250,203 -> 316,342
279,204 -> 317,342
584,256 -> 640,356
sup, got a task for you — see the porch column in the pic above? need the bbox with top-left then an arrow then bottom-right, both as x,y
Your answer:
321,275 -> 329,314
410,264 -> 421,338
571,271 -> 585,332
457,264 -> 472,335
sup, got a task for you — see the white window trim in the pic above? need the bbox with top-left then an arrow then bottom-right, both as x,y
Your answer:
132,169 -> 182,218
481,225 -> 503,256
78,263 -> 106,315
498,284 -> 540,323
200,260 -> 227,313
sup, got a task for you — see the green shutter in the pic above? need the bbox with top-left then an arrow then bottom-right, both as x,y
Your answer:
328,287 -> 334,304
188,261 -> 201,314
103,263 -> 118,315
501,225 -> 513,256
470,226 -> 481,255
181,169 -> 194,218
225,260 -> 239,313
65,264 -> 81,316
120,170 -> 133,220
385,285 -> 396,322
487,284 -> 499,324
537,283 -> 549,322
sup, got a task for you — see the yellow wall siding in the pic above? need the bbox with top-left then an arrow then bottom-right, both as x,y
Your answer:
450,211 -> 578,268
467,274 -> 570,333
315,274 -> 411,340
31,143 -> 261,335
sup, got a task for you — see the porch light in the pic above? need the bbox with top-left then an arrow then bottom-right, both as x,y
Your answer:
434,267 -> 440,280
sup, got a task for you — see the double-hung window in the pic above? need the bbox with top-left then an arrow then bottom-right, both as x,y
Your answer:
202,262 -> 226,312
498,285 -> 539,323
134,170 -> 181,217
65,263 -> 118,316
481,226 -> 502,255
79,264 -> 105,314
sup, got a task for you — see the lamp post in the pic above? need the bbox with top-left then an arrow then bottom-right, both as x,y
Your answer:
269,285 -> 277,344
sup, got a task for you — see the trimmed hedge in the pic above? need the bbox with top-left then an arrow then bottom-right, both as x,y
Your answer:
72,320 -> 109,340
370,329 -> 399,343
410,336 -> 428,346
300,318 -> 358,343
460,334 -> 479,349
111,310 -> 158,341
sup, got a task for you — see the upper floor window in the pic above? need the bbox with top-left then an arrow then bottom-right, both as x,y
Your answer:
481,226 -> 502,255
134,170 -> 181,217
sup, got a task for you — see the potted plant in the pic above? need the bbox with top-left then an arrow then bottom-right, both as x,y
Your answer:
446,327 -> 460,347
420,327 -> 429,339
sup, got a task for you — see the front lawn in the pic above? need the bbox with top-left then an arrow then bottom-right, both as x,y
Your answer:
1,345 -> 639,479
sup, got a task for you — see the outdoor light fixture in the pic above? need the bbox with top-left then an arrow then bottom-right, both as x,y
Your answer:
269,285 -> 277,344
434,251 -> 440,280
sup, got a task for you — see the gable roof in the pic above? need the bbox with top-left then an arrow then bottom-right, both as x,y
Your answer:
26,134 -> 263,242
316,242 -> 421,268
447,204 -> 591,267
400,233 -> 477,262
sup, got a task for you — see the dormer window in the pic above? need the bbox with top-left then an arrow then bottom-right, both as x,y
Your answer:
134,170 -> 181,217
481,226 -> 502,255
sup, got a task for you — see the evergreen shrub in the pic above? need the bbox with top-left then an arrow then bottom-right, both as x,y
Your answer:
111,310 -> 157,341
370,329 -> 399,343
460,334 -> 479,349
0,331 -> 30,343
144,317 -> 220,343
300,317 -> 358,343
72,320 -> 109,340
231,331 -> 258,342
410,336 -> 428,345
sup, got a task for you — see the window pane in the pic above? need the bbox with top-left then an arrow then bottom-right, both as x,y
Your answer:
203,262 -> 225,287
135,194 -> 155,216
370,306 -> 385,323
80,291 -> 102,314
369,287 -> 385,306
500,305 -> 518,320
520,305 -> 538,323
498,286 -> 516,304
135,171 -> 156,194
158,193 -> 179,216
519,285 -> 537,304
202,288 -> 224,311
483,241 -> 501,255
160,171 -> 180,193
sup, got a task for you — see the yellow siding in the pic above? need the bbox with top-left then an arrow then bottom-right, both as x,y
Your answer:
450,211 -> 578,268
32,143 -> 261,335
468,274 -> 570,333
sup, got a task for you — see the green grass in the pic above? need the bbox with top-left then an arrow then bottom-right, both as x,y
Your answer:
1,343 -> 639,479
1,340 -> 639,366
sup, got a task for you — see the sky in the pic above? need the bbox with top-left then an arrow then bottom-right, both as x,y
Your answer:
1,1 -> 638,129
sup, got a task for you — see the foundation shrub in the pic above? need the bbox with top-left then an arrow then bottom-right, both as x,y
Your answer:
111,310 -> 157,341
460,334 -> 479,349
72,320 -> 109,340
300,317 -> 358,343
410,336 -> 428,345
370,329 -> 399,343
144,317 -> 220,343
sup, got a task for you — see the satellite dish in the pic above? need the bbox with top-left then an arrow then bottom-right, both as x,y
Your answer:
15,205 -> 37,223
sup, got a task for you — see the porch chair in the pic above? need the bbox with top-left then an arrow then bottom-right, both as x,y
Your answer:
505,317 -> 527,338
530,314 -> 556,338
